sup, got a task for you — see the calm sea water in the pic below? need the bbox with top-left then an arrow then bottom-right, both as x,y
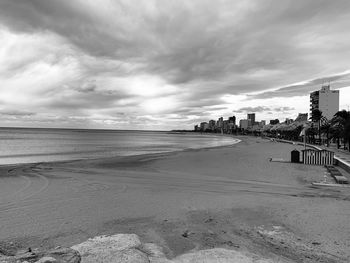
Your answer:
0,128 -> 239,165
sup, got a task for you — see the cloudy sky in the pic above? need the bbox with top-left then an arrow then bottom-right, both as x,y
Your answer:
0,0 -> 350,130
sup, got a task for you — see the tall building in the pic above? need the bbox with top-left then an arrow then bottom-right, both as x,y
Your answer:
310,84 -> 339,120
247,113 -> 255,126
217,117 -> 224,128
223,120 -> 229,132
239,119 -> 250,129
228,116 -> 236,125
208,120 -> 216,131
200,122 -> 209,131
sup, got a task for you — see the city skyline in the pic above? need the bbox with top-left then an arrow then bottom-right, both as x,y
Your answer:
0,1 -> 350,130
195,83 -> 342,131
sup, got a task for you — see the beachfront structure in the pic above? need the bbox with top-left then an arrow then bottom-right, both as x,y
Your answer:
247,113 -> 255,127
310,84 -> 339,120
302,149 -> 334,166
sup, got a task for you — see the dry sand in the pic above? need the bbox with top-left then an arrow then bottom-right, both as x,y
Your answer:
0,136 -> 349,262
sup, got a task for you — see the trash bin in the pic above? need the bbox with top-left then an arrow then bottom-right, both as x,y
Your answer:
291,149 -> 300,163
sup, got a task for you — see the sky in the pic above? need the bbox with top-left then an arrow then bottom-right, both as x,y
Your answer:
0,0 -> 349,130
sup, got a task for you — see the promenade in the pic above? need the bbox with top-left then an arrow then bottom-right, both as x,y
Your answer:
324,145 -> 350,167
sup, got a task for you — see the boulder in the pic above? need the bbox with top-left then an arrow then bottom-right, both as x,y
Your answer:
75,248 -> 149,263
72,234 -> 148,263
72,234 -> 141,255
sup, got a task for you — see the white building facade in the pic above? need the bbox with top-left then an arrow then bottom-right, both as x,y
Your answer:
310,85 -> 339,120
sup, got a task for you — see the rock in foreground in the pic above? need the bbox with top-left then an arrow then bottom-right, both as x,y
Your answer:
72,234 -> 148,263
1,233 -> 279,262
72,234 -> 278,263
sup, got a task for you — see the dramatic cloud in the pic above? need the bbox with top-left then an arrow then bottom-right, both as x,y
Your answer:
0,110 -> 35,116
0,0 -> 349,129
250,71 -> 350,99
237,106 -> 271,113
237,106 -> 294,114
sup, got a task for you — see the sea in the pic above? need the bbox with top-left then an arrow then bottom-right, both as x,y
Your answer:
0,128 -> 239,165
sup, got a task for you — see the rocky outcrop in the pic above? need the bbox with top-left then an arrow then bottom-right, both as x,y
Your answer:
72,234 -> 276,263
2,234 -> 276,263
71,234 -> 149,263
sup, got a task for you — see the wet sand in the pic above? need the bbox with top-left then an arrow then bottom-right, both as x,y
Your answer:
0,136 -> 349,262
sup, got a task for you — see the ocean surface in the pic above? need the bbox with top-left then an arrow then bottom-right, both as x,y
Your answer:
0,128 -> 239,165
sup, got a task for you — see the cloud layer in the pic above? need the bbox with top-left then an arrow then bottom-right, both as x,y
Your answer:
0,0 -> 349,129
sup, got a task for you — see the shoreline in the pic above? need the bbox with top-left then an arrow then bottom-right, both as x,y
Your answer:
0,136 -> 349,262
0,134 -> 240,168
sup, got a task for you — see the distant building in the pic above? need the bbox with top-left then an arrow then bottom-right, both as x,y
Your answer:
200,122 -> 209,131
310,84 -> 339,120
260,120 -> 266,126
240,119 -> 250,129
270,119 -> 279,125
295,113 -> 308,122
194,125 -> 199,131
208,120 -> 216,131
223,120 -> 229,132
285,118 -> 293,124
228,122 -> 236,132
228,116 -> 236,125
247,113 -> 255,126
216,117 -> 224,128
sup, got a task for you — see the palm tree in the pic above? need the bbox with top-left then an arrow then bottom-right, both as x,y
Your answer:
330,123 -> 342,149
331,110 -> 350,151
310,109 -> 323,145
319,116 -> 331,146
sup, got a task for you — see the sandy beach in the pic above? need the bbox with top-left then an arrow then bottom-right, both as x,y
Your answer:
0,136 -> 349,262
